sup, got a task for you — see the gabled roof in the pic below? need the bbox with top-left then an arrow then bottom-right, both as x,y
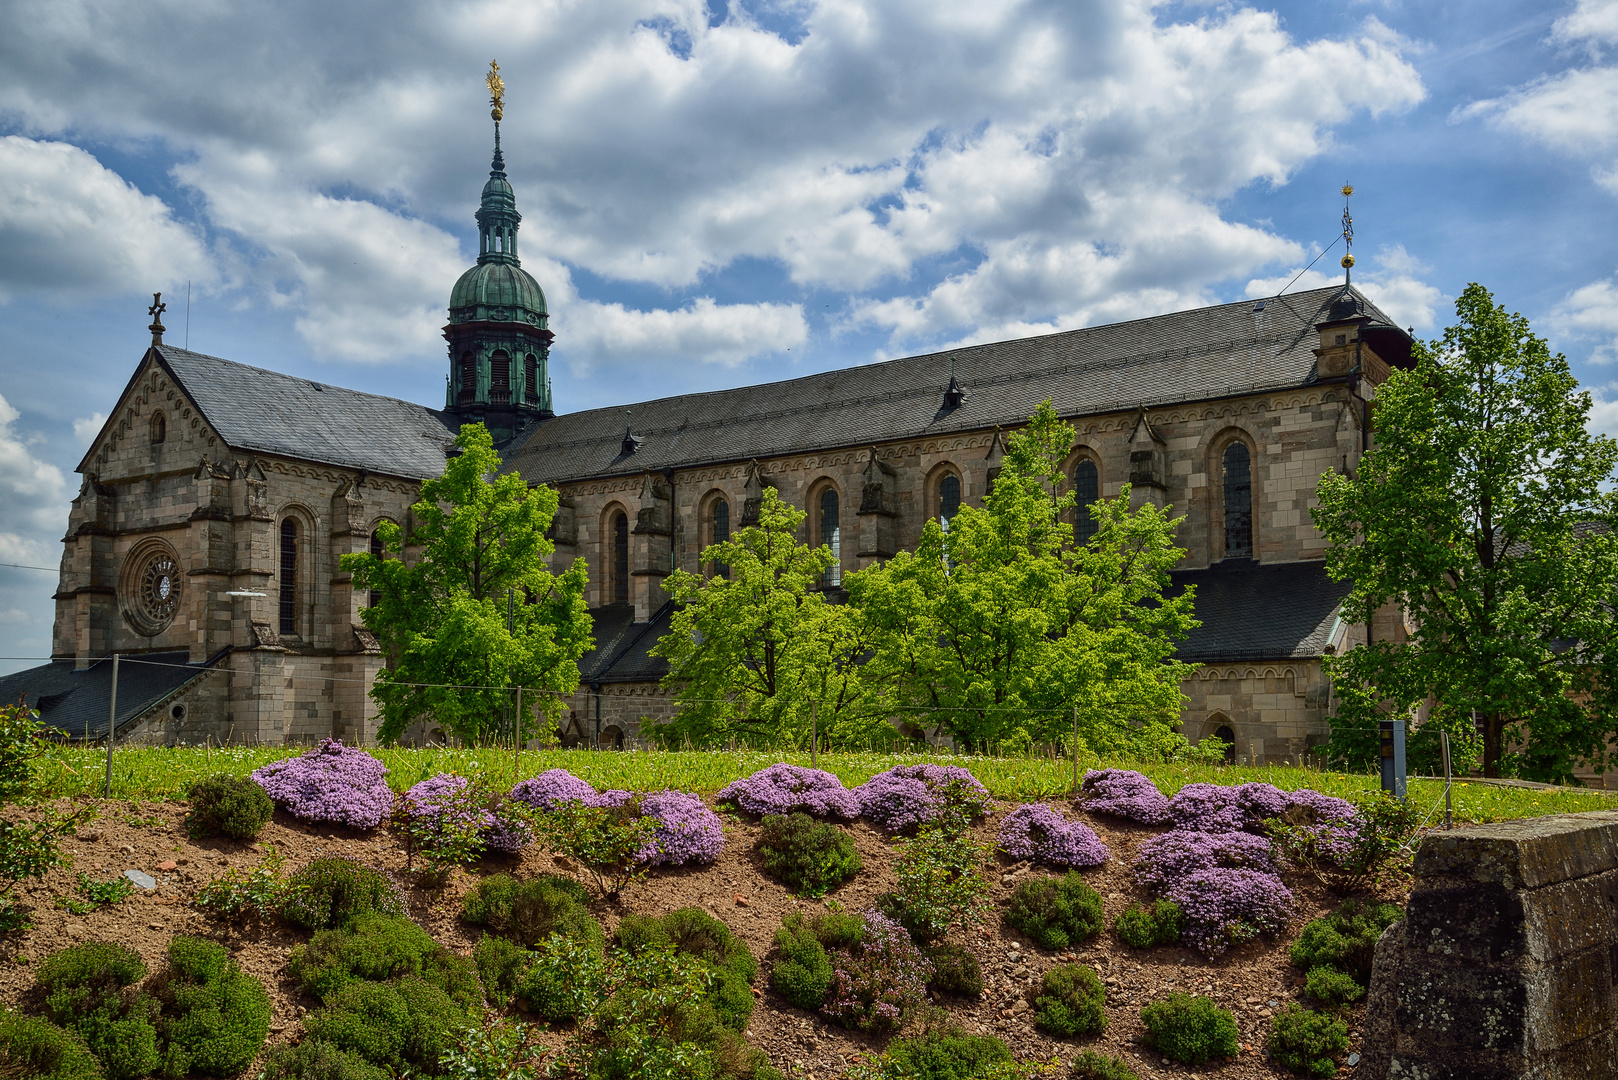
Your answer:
1168,559 -> 1352,662
147,346 -> 460,481
0,651 -> 227,741
503,285 -> 1405,486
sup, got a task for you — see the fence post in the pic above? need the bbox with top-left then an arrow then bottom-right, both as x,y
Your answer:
514,686 -> 522,782
1440,730 -> 1452,828
810,701 -> 818,769
104,653 -> 119,797
1071,706 -> 1080,798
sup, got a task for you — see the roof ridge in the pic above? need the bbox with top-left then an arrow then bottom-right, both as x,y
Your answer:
157,345 -> 446,414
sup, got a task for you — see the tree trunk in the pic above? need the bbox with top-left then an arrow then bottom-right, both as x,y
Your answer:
1482,711 -> 1503,778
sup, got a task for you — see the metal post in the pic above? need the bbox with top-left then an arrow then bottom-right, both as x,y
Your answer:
104,653 -> 119,797
1440,730 -> 1453,828
810,701 -> 818,768
1378,718 -> 1407,800
1071,705 -> 1080,798
514,686 -> 522,781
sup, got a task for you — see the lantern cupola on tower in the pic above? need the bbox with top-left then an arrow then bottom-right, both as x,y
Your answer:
446,61 -> 554,442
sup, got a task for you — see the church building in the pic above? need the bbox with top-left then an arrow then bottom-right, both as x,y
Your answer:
0,110 -> 1416,761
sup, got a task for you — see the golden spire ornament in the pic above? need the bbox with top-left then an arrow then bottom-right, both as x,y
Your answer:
1340,184 -> 1355,282
486,60 -> 505,121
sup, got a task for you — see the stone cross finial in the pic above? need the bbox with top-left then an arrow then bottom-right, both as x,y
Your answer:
147,292 -> 167,346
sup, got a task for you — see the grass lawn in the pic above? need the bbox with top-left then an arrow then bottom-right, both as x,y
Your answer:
37,744 -> 1615,823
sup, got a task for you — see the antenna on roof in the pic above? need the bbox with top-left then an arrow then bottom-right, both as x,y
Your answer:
1340,184 -> 1355,284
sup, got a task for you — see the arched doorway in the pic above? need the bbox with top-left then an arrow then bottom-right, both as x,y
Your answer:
1213,724 -> 1236,765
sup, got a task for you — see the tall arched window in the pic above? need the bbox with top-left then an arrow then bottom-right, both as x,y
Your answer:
1073,459 -> 1099,543
458,353 -> 476,405
524,355 -> 539,403
149,411 -> 166,444
368,527 -> 386,610
613,512 -> 630,605
490,350 -> 511,405
279,518 -> 299,636
819,488 -> 841,587
712,498 -> 730,580
938,473 -> 961,528
1222,441 -> 1253,558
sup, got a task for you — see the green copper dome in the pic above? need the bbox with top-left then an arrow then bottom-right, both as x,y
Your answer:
449,261 -> 547,323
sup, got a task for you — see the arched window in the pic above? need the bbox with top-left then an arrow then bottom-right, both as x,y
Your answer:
367,527 -> 386,610
938,473 -> 961,528
712,498 -> 730,580
819,488 -> 841,588
1222,442 -> 1253,559
1213,724 -> 1236,765
279,518 -> 299,637
458,353 -> 476,405
1073,459 -> 1099,543
490,350 -> 510,405
524,355 -> 539,403
149,411 -> 166,444
613,512 -> 630,605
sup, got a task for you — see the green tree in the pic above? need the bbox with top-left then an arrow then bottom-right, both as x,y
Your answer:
342,423 -> 593,745
851,401 -> 1199,751
1313,284 -> 1618,780
650,488 -> 890,747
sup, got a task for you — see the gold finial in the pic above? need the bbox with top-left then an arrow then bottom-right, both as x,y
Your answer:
1340,183 -> 1355,283
486,60 -> 505,122
1341,184 -> 1354,198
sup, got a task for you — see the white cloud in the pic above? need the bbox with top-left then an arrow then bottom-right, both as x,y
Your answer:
1553,275 -> 1618,362
1554,0 -> 1618,50
0,136 -> 212,303
1243,244 -> 1444,332
0,394 -> 69,565
1589,381 -> 1618,441
72,413 -> 106,446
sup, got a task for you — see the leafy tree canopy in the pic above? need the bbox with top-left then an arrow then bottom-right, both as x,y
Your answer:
342,423 -> 592,744
851,401 -> 1200,753
650,487 -> 891,748
1313,284 -> 1618,780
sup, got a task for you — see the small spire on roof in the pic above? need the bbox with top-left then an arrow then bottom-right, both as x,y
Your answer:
147,292 -> 166,347
1340,184 -> 1355,285
943,354 -> 966,410
622,407 -> 642,455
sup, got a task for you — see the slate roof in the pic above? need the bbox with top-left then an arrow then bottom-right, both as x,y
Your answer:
141,346 -> 460,481
0,651 -> 227,741
504,285 -> 1406,486
577,559 -> 1352,686
1168,560 -> 1352,662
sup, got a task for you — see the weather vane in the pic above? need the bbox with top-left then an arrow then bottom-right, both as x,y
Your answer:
1340,184 -> 1355,283
486,60 -> 505,122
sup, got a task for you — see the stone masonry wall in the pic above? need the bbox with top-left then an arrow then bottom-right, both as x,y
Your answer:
1362,810 -> 1618,1079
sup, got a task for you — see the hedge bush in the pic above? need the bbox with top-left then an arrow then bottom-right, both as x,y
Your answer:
459,873 -> 600,949
301,976 -> 468,1077
185,774 -> 274,840
259,1038 -> 391,1080
1071,1048 -> 1140,1080
922,942 -> 982,999
1289,899 -> 1403,984
1303,965 -> 1364,1007
1139,993 -> 1240,1065
289,912 -> 480,1009
756,813 -> 862,897
1114,900 -> 1182,949
614,908 -> 757,1030
1268,1004 -> 1350,1077
1003,873 -> 1104,949
879,1029 -> 1013,1080
0,1010 -> 103,1080
767,910 -> 866,1012
280,858 -> 407,932
1028,963 -> 1107,1037
37,941 -> 156,1080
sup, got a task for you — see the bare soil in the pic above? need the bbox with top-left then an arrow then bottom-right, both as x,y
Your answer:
0,797 -> 1401,1079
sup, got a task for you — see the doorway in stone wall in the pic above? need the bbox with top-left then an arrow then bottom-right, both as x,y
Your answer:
1211,722 -> 1236,765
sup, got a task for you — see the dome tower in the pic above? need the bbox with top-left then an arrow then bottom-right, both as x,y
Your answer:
445,61 -> 554,441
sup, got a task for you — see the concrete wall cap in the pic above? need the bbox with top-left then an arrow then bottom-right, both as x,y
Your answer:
1412,810 -> 1618,890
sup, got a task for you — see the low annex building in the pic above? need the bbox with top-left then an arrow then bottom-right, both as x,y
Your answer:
0,112 -> 1414,759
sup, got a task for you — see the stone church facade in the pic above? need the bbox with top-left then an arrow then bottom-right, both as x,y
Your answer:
2,122 -> 1416,762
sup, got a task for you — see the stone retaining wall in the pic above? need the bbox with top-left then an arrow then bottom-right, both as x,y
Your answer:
1362,810 -> 1618,1079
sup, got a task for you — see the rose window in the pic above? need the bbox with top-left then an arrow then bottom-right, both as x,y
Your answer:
130,548 -> 181,632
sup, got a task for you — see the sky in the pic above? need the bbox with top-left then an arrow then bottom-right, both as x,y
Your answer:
3,0 -> 1618,671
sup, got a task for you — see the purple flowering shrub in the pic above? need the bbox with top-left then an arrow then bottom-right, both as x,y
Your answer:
638,790 -> 724,866
854,765 -> 990,833
250,740 -> 392,830
1167,781 -> 1296,834
510,769 -> 597,810
821,911 -> 933,1033
1134,830 -> 1278,892
715,764 -> 859,820
997,805 -> 1109,868
404,773 -> 532,853
1077,769 -> 1171,825
1162,868 -> 1294,955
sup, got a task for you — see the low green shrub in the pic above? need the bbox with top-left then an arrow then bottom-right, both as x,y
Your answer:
280,858 -> 406,932
459,873 -> 599,948
0,1010 -> 103,1080
880,1028 -> 1014,1079
1139,993 -> 1239,1066
1303,965 -> 1364,1007
258,1038 -> 391,1080
185,774 -> 274,840
192,844 -> 290,922
302,976 -> 470,1077
923,942 -> 983,999
614,908 -> 757,1030
472,936 -> 530,1009
1028,964 -> 1106,1038
756,813 -> 862,897
1289,899 -> 1402,984
438,1018 -> 551,1080
768,912 -> 835,1010
1003,873 -> 1104,950
37,941 -> 156,1080
515,934 -> 605,1022
1113,900 -> 1181,949
289,912 -> 481,1009
876,824 -> 993,943
1070,1048 -> 1139,1080
1268,1004 -> 1349,1077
